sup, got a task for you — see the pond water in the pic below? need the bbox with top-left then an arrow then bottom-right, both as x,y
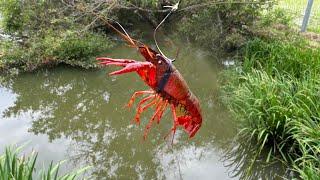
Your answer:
0,41 -> 283,179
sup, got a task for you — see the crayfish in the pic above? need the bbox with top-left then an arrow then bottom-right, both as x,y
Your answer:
97,3 -> 202,140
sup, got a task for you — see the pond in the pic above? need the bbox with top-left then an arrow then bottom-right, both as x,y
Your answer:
0,40 -> 283,179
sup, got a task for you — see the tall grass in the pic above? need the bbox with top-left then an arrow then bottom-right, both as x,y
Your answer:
0,145 -> 90,180
220,38 -> 320,178
242,38 -> 320,78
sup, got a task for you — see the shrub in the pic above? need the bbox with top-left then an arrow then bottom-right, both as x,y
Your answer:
177,0 -> 274,50
0,0 -> 26,33
53,32 -> 113,68
260,8 -> 293,26
0,31 -> 113,73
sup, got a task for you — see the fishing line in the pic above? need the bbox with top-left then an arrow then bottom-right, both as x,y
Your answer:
154,1 -> 180,62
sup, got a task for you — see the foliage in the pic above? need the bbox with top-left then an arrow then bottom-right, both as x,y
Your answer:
260,8 -> 293,26
220,38 -> 320,178
0,0 -> 278,74
53,32 -> 112,68
0,31 -> 112,73
0,0 -> 26,34
0,145 -> 89,179
177,0 -> 274,50
0,1 -> 114,74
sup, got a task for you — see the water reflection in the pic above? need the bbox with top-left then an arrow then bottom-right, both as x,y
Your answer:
222,138 -> 291,180
1,44 -> 287,179
0,43 -> 292,179
0,43 -> 240,179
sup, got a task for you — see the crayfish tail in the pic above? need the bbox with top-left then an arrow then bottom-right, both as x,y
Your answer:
176,115 -> 202,138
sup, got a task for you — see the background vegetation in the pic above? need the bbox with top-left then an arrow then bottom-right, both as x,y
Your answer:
0,0 -> 113,74
0,0 -> 272,74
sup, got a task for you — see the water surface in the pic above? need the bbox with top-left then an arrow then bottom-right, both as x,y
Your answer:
0,43 -> 239,179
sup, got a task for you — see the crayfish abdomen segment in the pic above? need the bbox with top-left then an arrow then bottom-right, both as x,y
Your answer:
161,70 -> 190,101
154,69 -> 202,138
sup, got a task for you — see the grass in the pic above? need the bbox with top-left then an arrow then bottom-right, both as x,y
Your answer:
0,145 -> 90,180
220,38 -> 320,178
277,0 -> 320,33
242,38 -> 320,77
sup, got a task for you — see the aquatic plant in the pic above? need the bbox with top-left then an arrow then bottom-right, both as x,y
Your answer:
0,145 -> 89,180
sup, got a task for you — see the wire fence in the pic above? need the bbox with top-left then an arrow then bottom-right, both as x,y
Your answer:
278,0 -> 320,33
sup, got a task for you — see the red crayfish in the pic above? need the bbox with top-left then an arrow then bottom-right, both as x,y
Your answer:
97,16 -> 202,140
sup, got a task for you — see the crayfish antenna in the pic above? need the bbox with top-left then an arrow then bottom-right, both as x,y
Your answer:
172,47 -> 180,62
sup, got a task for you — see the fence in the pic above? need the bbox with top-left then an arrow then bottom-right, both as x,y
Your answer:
278,0 -> 320,33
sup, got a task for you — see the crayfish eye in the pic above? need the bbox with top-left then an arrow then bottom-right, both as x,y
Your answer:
158,60 -> 162,64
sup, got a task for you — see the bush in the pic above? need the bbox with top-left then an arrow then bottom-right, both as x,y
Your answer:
53,32 -> 113,68
0,0 -> 26,33
0,31 -> 113,73
177,0 -> 273,50
0,0 -> 116,74
260,8 -> 293,26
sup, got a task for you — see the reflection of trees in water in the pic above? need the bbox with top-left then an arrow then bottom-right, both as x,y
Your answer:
1,67 -> 286,179
2,67 -> 234,179
3,68 -> 111,141
2,68 -> 163,178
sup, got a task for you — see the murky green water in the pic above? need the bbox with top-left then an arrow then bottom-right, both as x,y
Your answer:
0,41 -> 282,179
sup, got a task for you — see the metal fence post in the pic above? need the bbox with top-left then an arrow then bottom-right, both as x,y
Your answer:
301,0 -> 314,32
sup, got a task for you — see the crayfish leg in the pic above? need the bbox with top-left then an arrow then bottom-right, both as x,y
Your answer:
143,99 -> 166,140
126,90 -> 154,108
134,95 -> 157,124
164,104 -> 178,144
156,100 -> 168,124
131,94 -> 155,124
